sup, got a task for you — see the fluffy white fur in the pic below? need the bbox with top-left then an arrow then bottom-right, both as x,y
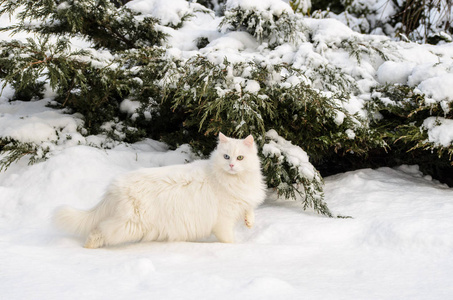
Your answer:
54,133 -> 266,248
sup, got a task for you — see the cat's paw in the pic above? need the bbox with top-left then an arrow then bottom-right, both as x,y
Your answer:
245,217 -> 254,228
245,211 -> 255,228
84,230 -> 104,249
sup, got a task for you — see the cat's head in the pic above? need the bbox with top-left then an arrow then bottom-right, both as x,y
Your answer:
211,133 -> 260,175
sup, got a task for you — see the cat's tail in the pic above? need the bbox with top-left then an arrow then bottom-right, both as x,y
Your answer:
53,200 -> 109,237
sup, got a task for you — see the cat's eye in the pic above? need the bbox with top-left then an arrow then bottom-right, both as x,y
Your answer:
237,155 -> 244,161
224,154 -> 230,160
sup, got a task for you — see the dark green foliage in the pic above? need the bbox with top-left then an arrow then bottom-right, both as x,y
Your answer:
263,155 -> 331,216
196,37 -> 210,49
269,87 -> 381,163
161,55 -> 374,162
195,0 -> 226,15
167,57 -> 273,148
313,83 -> 453,188
110,0 -> 132,8
118,47 -> 185,143
0,0 -> 168,135
0,138 -> 48,171
0,37 -> 126,134
368,84 -> 445,142
311,0 -> 347,14
0,0 -> 166,51
359,84 -> 453,183
262,131 -> 332,217
0,38 -> 59,100
11,81 -> 45,102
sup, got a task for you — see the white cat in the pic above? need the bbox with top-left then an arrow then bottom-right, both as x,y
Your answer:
54,133 -> 266,248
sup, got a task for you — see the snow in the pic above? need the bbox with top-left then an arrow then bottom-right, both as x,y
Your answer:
2,0 -> 453,298
423,117 -> 453,147
376,61 -> 416,85
1,144 -> 453,299
0,98 -> 84,146
225,0 -> 293,15
119,99 -> 141,116
263,129 -> 316,180
126,0 -> 210,27
244,79 -> 261,93
417,73 -> 453,103
205,31 -> 259,54
345,128 -> 356,139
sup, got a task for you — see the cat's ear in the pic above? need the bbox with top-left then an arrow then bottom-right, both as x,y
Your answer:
243,135 -> 254,147
219,132 -> 229,143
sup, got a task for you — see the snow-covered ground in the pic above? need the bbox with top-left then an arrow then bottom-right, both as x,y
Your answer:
1,141 -> 453,299
1,98 -> 451,300
2,0 -> 453,298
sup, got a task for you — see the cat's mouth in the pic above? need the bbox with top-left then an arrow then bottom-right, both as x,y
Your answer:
226,168 -> 238,175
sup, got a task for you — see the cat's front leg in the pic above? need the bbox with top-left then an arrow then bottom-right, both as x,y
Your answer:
213,219 -> 235,243
244,209 -> 255,228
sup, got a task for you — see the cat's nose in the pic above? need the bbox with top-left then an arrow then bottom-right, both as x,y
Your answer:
229,164 -> 234,168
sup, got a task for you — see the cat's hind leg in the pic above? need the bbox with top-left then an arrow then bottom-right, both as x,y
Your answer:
84,218 -> 145,248
84,228 -> 105,249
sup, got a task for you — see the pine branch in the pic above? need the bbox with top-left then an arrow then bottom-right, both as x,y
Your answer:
0,139 -> 48,172
0,0 -> 167,51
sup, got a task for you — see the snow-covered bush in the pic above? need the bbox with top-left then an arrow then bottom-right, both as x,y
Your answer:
2,0 -> 453,216
0,0 -> 169,135
220,0 -> 308,47
154,51 -> 388,216
363,83 -> 453,186
0,0 -> 167,50
262,130 -> 330,216
311,0 -> 453,43
0,0 -> 341,215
